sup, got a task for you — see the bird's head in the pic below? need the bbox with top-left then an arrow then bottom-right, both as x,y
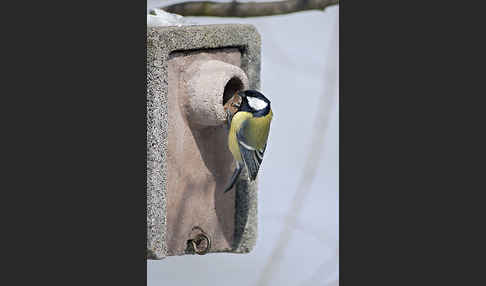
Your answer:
237,90 -> 271,117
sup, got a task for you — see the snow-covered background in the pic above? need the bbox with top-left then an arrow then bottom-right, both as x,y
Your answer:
147,2 -> 339,285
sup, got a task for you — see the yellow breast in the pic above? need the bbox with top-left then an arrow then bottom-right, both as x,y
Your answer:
228,110 -> 273,162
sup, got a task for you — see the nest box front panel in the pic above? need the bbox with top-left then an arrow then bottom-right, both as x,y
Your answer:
166,49 -> 242,256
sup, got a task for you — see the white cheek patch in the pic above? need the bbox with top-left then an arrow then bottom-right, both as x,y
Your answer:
247,97 -> 268,111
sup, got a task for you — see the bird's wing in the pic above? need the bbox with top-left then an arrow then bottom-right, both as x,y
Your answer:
237,123 -> 267,181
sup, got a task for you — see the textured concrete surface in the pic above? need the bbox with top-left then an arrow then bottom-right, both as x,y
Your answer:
147,24 -> 261,259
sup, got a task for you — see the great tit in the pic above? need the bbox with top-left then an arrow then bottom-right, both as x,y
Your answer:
224,90 -> 273,193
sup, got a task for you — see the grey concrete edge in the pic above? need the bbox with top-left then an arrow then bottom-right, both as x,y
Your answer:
147,24 -> 261,259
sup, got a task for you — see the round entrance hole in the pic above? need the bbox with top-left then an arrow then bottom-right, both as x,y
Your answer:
223,77 -> 244,106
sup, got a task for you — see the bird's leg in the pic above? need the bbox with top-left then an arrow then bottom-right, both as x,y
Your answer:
224,162 -> 242,193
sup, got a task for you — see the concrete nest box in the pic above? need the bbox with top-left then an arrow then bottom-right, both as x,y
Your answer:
147,24 -> 261,259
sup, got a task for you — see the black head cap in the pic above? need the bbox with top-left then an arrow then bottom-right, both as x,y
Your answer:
239,90 -> 270,103
237,90 -> 270,117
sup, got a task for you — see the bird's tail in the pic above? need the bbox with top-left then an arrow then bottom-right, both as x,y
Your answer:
224,163 -> 243,193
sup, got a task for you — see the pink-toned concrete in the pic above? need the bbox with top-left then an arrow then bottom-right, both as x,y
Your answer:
166,49 -> 249,256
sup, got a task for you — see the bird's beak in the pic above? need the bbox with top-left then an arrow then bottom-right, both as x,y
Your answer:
231,91 -> 244,108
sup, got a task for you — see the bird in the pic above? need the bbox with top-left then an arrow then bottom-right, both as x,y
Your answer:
224,90 -> 273,193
